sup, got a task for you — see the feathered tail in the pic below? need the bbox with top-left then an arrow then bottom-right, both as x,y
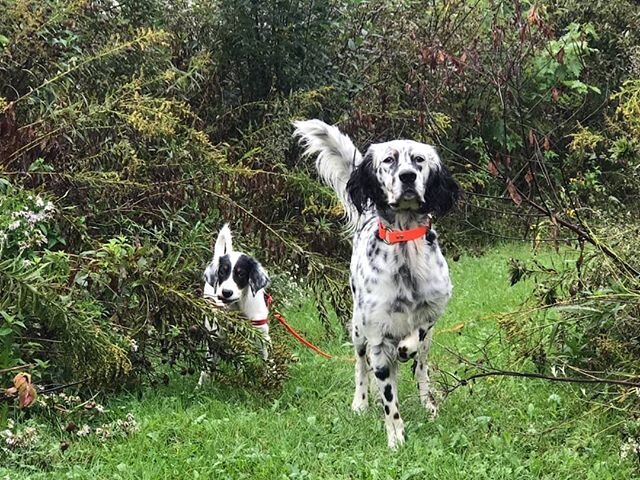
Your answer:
293,119 -> 362,228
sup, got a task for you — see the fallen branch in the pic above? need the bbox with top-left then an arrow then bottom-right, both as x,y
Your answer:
0,364 -> 34,375
445,369 -> 640,395
40,378 -> 89,395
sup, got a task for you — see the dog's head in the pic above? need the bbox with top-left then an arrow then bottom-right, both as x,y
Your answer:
203,224 -> 270,304
346,140 -> 458,217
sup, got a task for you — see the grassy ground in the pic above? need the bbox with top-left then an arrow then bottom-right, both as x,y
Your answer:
3,245 -> 636,479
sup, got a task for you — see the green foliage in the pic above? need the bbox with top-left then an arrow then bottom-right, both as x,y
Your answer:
1,246 -> 636,478
507,230 -> 640,375
0,0 -> 639,414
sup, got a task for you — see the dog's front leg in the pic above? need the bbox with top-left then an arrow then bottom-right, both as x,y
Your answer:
370,342 -> 404,448
252,324 -> 271,361
351,333 -> 369,412
198,316 -> 219,387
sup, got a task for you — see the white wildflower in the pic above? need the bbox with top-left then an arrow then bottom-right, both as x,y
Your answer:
621,437 -> 640,459
76,424 -> 91,437
7,220 -> 20,231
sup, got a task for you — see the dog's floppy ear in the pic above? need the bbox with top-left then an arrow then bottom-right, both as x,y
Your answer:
213,223 -> 233,259
346,152 -> 385,214
248,260 -> 270,296
423,164 -> 459,216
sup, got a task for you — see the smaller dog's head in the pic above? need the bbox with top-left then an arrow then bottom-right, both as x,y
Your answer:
203,224 -> 269,304
346,140 -> 458,217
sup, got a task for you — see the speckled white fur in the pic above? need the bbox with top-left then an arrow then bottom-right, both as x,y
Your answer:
294,120 -> 457,448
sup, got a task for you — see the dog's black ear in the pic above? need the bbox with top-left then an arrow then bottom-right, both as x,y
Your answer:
249,260 -> 270,296
347,152 -> 385,214
423,164 -> 459,216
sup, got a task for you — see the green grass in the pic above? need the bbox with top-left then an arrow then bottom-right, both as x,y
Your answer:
3,245 -> 637,479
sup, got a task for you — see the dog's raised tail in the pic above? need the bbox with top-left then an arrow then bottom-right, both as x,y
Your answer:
293,119 -> 362,227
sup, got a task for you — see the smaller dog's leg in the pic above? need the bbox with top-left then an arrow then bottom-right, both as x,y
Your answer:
414,327 -> 438,417
197,370 -> 210,387
197,316 -> 218,388
260,326 -> 271,361
351,338 -> 369,413
370,343 -> 404,449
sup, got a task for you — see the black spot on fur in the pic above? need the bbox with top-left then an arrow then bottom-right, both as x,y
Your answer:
419,328 -> 427,342
356,344 -> 366,357
398,346 -> 409,361
384,384 -> 393,402
393,412 -> 400,420
347,152 -> 388,214
375,366 -> 390,381
217,255 -> 231,283
391,296 -> 410,313
426,230 -> 437,244
384,405 -> 390,415
362,393 -> 365,400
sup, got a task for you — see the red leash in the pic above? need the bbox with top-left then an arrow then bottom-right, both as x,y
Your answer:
265,293 -> 332,359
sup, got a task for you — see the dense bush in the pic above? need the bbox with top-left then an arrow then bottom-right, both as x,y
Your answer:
1,0 -> 638,408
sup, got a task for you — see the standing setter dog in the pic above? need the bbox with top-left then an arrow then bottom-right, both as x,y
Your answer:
198,224 -> 271,386
294,120 -> 458,448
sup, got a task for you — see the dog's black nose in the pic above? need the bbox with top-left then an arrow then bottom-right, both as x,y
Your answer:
399,171 -> 417,185
221,289 -> 233,298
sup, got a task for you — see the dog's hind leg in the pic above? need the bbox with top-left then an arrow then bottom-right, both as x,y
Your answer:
413,327 -> 438,417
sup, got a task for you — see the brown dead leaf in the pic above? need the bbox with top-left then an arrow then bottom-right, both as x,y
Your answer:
525,169 -> 534,186
528,4 -> 540,26
506,179 -> 523,206
488,160 -> 499,177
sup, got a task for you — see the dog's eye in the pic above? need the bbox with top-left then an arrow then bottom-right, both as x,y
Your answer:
383,157 -> 394,165
413,155 -> 425,163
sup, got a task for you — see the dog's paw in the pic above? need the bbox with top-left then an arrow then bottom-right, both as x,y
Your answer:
386,426 -> 405,449
397,345 -> 417,362
421,393 -> 438,419
197,371 -> 209,388
351,397 -> 368,414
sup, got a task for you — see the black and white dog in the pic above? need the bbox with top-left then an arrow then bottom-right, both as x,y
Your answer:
294,120 -> 458,448
198,224 -> 271,386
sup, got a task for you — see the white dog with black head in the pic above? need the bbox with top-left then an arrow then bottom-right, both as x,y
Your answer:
198,224 -> 271,386
294,120 -> 459,448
